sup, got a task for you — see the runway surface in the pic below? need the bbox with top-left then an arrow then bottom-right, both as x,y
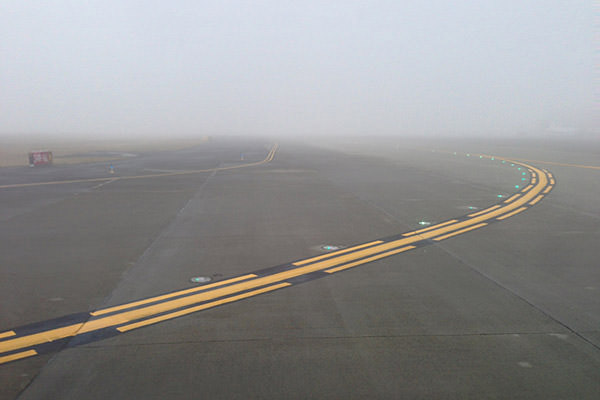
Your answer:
1,136 -> 599,399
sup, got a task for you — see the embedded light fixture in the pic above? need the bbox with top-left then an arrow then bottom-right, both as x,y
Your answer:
190,276 -> 212,284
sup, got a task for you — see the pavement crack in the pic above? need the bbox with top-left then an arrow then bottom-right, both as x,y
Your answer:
77,331 -> 574,349
433,243 -> 600,353
88,168 -> 218,313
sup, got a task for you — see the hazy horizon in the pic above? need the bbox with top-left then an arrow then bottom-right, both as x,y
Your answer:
1,1 -> 596,139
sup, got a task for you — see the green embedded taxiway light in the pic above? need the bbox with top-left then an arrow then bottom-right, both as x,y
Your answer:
190,276 -> 211,284
521,177 -> 526,181
522,172 -> 526,175
497,194 -> 505,198
502,160 -> 506,164
418,221 -> 431,226
479,155 -> 483,159
491,157 -> 495,160
510,163 -> 515,167
466,153 -> 470,157
515,185 -> 520,189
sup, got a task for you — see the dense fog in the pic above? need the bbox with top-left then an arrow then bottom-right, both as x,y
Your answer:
1,1 -> 596,139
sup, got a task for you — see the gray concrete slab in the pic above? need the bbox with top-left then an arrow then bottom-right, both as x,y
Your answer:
1,137 -> 599,399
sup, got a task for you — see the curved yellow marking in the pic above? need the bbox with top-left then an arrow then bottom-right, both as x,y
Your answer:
529,195 -> 544,206
468,205 -> 500,217
293,241 -> 383,266
433,223 -> 487,241
0,153 -> 553,364
503,194 -> 521,204
325,246 -> 416,273
91,274 -> 258,316
117,283 -> 290,333
480,154 -> 599,170
497,207 -> 528,221
402,220 -> 458,237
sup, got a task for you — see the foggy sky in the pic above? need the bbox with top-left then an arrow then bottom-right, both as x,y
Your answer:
0,1 -> 596,138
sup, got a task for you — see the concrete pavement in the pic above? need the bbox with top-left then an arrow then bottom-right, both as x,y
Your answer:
1,137 -> 598,399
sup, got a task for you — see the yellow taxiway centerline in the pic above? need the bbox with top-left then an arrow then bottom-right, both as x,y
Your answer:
117,283 -> 291,333
0,157 -> 552,362
468,205 -> 500,217
0,324 -> 84,354
433,223 -> 488,241
402,220 -> 459,237
293,241 -> 384,266
529,195 -> 544,206
86,162 -> 548,331
503,194 -> 521,204
497,206 -> 528,221
325,246 -> 416,273
91,274 -> 258,316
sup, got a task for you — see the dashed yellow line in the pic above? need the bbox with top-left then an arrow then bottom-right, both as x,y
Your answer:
293,241 -> 383,266
0,350 -> 37,364
91,274 -> 258,316
402,220 -> 459,237
468,205 -> 501,217
503,194 -> 521,204
497,206 -> 528,221
529,195 -> 544,206
433,223 -> 488,241
117,283 -> 290,333
0,331 -> 16,339
325,246 -> 416,273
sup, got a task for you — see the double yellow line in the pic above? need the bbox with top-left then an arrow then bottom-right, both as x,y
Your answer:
0,155 -> 553,365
